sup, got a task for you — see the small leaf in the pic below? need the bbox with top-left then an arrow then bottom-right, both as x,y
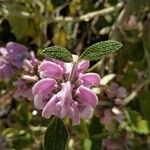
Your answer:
41,46 -> 73,62
44,117 -> 68,150
79,40 -> 122,61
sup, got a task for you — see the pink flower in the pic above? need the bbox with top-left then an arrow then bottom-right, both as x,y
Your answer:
38,60 -> 64,79
42,81 -> 80,125
76,85 -> 98,108
32,56 -> 100,125
78,73 -> 100,87
32,78 -> 57,109
14,80 -> 33,101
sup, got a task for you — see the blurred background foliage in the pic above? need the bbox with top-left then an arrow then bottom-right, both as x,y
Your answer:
0,0 -> 150,149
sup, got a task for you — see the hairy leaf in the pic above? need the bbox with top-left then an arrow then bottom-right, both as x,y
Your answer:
79,40 -> 122,61
44,117 -> 68,150
41,46 -> 73,62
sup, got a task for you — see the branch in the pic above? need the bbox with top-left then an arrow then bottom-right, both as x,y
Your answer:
47,2 -> 123,23
124,80 -> 149,104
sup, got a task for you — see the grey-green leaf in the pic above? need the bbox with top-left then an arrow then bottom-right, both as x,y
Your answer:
44,117 -> 68,150
79,40 -> 122,61
41,46 -> 73,62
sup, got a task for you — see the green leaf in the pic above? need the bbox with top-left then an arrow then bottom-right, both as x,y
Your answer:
44,117 -> 68,150
84,138 -> 92,150
6,4 -> 30,39
127,110 -> 150,134
79,40 -> 122,61
41,46 -> 73,62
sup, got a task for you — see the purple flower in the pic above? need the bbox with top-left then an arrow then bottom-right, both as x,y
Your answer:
14,75 -> 38,101
0,42 -> 29,68
13,50 -> 39,101
0,57 -> 15,81
0,42 -> 31,81
32,55 -> 100,125
23,51 -> 39,73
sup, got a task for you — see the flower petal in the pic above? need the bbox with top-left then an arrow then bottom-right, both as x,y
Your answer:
5,42 -> 29,68
6,41 -> 27,49
34,92 -> 49,109
42,81 -> 80,125
77,60 -> 90,73
60,81 -> 80,125
81,105 -> 93,119
42,94 -> 60,118
78,73 -> 100,87
38,60 -> 64,79
0,47 -> 8,56
32,78 -> 57,96
76,85 -> 98,107
0,58 -> 15,81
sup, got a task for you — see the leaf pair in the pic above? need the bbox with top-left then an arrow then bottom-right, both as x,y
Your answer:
41,40 -> 122,62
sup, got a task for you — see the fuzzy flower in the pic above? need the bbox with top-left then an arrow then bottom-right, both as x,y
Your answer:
32,55 -> 100,125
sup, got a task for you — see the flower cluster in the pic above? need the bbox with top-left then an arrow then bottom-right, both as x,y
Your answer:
32,55 -> 100,125
96,82 -> 127,125
13,52 -> 39,101
0,42 -> 29,81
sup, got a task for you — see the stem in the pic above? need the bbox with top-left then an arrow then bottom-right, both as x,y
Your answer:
68,62 -> 77,82
46,2 -> 123,23
87,59 -> 104,72
123,80 -> 149,104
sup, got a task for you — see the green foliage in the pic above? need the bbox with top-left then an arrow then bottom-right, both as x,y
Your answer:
16,102 -> 32,127
6,4 -> 30,40
79,40 -> 122,61
44,117 -> 68,150
127,110 -> 150,134
12,132 -> 33,150
139,89 -> 150,120
84,138 -> 92,150
41,46 -> 73,62
0,0 -> 150,149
